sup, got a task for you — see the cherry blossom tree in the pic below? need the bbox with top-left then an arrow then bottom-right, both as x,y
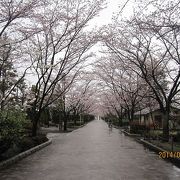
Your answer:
101,0 -> 180,139
24,0 -> 105,136
95,54 -> 148,125
0,0 -> 43,110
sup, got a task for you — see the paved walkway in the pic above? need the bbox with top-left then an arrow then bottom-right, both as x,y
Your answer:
0,120 -> 180,180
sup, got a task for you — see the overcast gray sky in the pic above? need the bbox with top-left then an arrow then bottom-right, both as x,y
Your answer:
26,0 -> 135,85
89,0 -> 134,27
85,0 -> 135,66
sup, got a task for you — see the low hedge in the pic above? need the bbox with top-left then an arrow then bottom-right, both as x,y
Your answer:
0,135 -> 48,162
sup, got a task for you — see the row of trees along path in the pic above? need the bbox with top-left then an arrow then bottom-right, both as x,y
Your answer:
1,0 -> 180,141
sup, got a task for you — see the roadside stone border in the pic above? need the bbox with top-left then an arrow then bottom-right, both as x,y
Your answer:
0,139 -> 52,170
139,139 -> 165,152
122,130 -> 141,137
139,139 -> 180,166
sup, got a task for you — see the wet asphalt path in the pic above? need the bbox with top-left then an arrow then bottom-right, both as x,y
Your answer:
0,120 -> 180,180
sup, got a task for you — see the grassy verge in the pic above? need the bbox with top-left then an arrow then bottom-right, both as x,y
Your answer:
148,140 -> 180,152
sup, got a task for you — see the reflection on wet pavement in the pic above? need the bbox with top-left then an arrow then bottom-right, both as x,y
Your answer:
0,120 -> 180,180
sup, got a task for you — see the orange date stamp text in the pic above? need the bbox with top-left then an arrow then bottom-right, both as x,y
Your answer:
159,151 -> 180,158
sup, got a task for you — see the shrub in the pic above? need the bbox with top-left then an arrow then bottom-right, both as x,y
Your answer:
130,122 -> 148,134
32,134 -> 48,145
172,132 -> 180,142
19,135 -> 48,151
40,109 -> 50,126
19,137 -> 35,151
0,110 -> 28,154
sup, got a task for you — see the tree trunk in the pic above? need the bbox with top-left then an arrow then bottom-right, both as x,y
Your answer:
127,109 -> 131,122
63,118 -> 67,131
63,111 -> 67,131
58,110 -> 62,131
118,116 -> 122,126
32,119 -> 38,136
31,111 -> 41,137
0,100 -> 5,111
130,109 -> 134,122
59,119 -> 62,131
73,114 -> 77,126
162,111 -> 169,141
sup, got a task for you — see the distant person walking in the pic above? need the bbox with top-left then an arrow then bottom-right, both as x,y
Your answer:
108,119 -> 113,128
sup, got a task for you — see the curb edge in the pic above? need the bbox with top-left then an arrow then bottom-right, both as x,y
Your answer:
0,139 -> 52,170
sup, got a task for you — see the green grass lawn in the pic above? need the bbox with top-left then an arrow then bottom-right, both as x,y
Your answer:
149,139 -> 180,152
144,129 -> 180,152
